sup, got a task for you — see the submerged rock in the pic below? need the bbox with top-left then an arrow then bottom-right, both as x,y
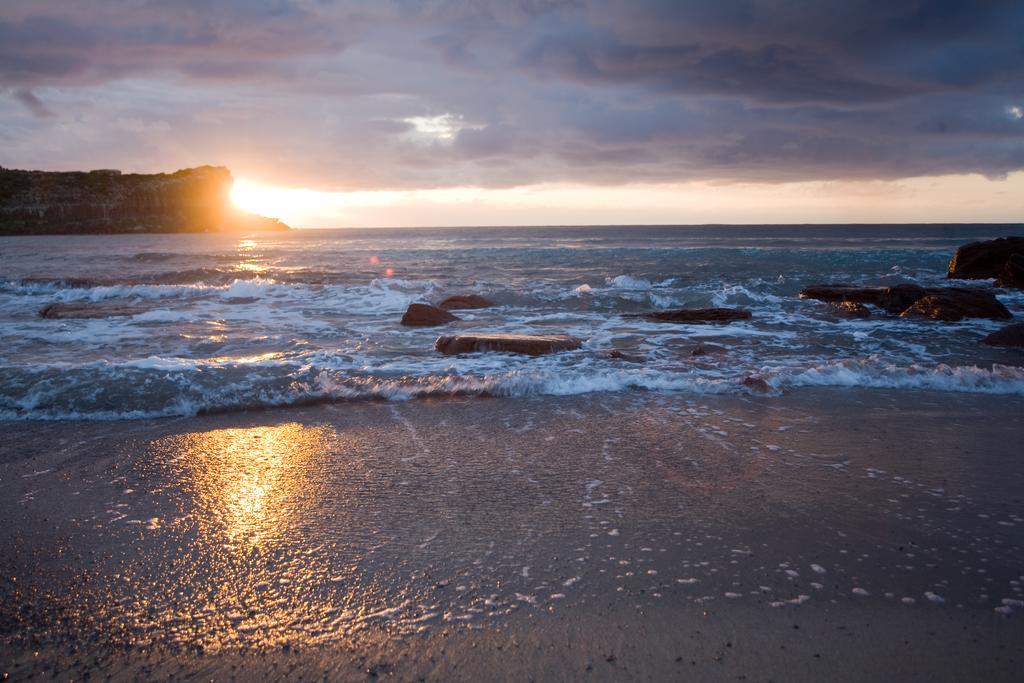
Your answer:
39,302 -> 147,319
400,303 -> 459,327
436,334 -> 582,356
437,294 -> 495,310
640,307 -> 752,323
982,322 -> 1024,348
800,284 -> 1010,320
948,236 -> 1024,288
690,344 -> 727,357
742,376 -> 771,392
608,349 -> 645,362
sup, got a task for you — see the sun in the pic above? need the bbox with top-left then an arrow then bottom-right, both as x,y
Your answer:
229,178 -> 408,227
230,179 -> 310,220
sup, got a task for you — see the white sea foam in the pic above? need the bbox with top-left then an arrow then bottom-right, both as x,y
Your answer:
771,358 -> 1024,396
3,351 -> 1024,420
1,276 -> 435,315
606,275 -> 665,289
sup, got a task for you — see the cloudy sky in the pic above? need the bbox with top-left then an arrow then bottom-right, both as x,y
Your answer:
2,0 -> 1022,227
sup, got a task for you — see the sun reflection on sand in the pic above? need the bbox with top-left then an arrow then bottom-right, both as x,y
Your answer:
171,423 -> 329,547
134,421 -> 439,650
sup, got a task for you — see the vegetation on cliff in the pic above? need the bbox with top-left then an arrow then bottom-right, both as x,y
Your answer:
0,165 -> 289,235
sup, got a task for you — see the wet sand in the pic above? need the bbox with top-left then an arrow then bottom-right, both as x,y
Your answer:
1,389 -> 1022,681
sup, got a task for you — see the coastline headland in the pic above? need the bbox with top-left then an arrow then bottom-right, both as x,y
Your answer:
0,165 -> 288,235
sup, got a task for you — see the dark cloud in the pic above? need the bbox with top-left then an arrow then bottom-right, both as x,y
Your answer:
519,36 -> 911,106
0,1 -> 347,86
11,88 -> 54,118
0,0 -> 1022,188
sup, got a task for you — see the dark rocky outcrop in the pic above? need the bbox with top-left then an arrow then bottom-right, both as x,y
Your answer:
799,284 -> 926,315
39,302 -> 147,319
0,166 -> 288,235
800,284 -> 1010,321
437,295 -> 495,310
947,236 -> 1024,288
400,303 -> 458,327
639,307 -> 752,324
899,290 -> 1012,322
982,322 -> 1024,348
436,334 -> 582,356
1000,253 -> 1024,289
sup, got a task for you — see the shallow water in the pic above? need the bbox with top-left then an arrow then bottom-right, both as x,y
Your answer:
1,224 -> 1022,419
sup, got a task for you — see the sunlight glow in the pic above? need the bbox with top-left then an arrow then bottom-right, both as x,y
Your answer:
231,172 -> 1024,229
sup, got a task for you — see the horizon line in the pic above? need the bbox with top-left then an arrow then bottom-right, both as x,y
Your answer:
281,221 -> 1024,230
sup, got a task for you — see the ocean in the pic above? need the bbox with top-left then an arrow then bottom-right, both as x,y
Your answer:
1,224 -> 1022,420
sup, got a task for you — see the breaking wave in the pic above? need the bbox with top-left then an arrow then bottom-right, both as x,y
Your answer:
2,354 -> 1022,421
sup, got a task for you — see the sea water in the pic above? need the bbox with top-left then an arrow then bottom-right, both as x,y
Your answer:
1,224 -> 1022,419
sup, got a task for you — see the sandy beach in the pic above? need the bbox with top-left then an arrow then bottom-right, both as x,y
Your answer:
2,388 -> 1022,681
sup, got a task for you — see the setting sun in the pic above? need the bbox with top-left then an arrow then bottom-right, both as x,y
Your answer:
230,179 -> 328,222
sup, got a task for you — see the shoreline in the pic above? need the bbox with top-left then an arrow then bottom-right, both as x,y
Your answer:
2,387 -> 1022,680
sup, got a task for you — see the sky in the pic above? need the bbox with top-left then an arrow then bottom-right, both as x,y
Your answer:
1,0 -> 1023,227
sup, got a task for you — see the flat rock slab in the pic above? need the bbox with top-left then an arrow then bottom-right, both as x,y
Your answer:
401,303 -> 459,327
640,307 -> 752,323
437,294 -> 495,310
39,303 -> 147,319
800,284 -> 926,314
800,284 -> 1011,321
948,236 -> 1024,288
983,322 -> 1024,347
436,334 -> 582,356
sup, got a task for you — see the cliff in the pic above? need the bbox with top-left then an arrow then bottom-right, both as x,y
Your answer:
0,165 -> 289,235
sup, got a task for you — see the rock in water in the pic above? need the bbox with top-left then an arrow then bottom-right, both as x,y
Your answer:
400,303 -> 459,327
799,284 -> 925,314
39,303 -> 147,319
801,284 -> 1010,320
828,301 -> 871,318
1000,253 -> 1024,289
436,334 -> 582,356
608,349 -> 645,362
898,289 -> 1011,322
947,236 -> 1024,288
437,294 -> 495,310
640,307 -> 752,323
742,376 -> 771,392
690,344 -> 727,357
982,323 -> 1024,347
